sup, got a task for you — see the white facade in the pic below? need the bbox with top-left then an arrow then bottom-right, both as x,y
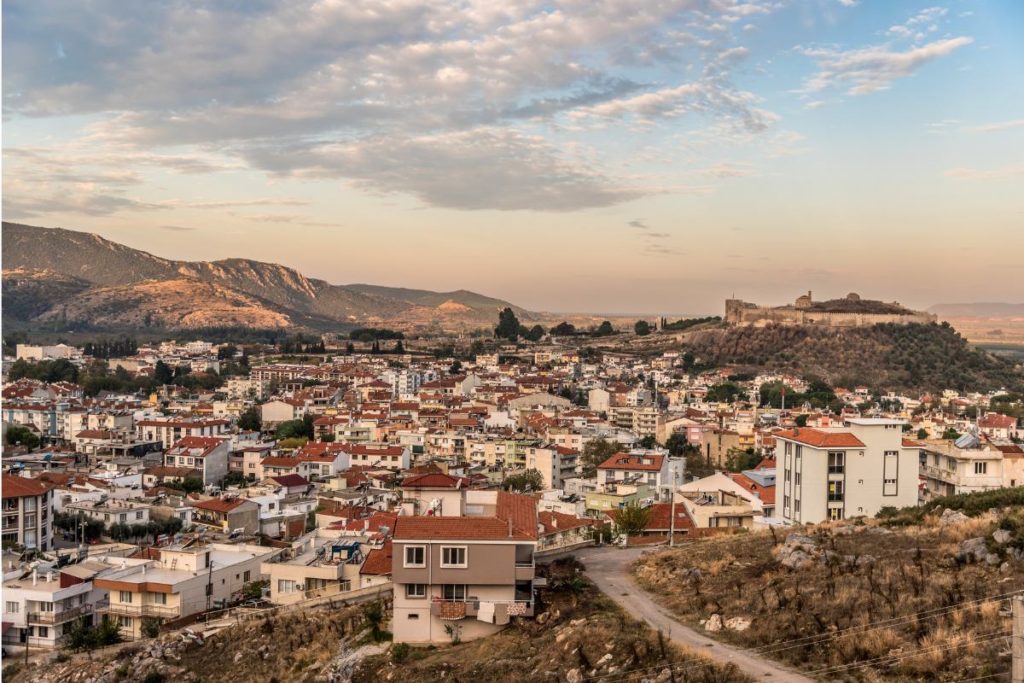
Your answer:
777,419 -> 918,524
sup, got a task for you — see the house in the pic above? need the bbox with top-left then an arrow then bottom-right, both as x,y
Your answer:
262,531 -> 368,604
94,542 -> 277,638
136,418 -> 230,449
596,453 -> 669,491
524,445 -> 579,490
294,442 -> 350,479
189,496 -> 261,535
914,437 -> 1010,498
391,490 -> 538,644
536,511 -> 594,554
1,475 -> 54,551
399,472 -> 470,517
775,418 -> 918,524
978,413 -> 1019,441
340,443 -> 411,470
163,436 -> 230,486
260,398 -> 308,428
64,499 -> 151,529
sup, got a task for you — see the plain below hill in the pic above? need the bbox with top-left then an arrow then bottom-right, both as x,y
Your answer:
1,222 -> 534,333
929,302 -> 1024,318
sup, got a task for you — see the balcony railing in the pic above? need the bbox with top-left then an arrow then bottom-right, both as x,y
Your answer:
27,606 -> 83,624
429,598 -> 533,620
102,603 -> 181,619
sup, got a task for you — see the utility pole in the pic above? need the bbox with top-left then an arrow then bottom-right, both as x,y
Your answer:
1013,594 -> 1024,683
668,487 -> 675,547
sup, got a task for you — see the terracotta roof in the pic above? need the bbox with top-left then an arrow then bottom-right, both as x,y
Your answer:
191,497 -> 249,513
980,414 -> 1017,429
597,453 -> 665,472
360,540 -> 392,576
75,429 -> 115,439
393,516 -> 533,541
166,436 -> 228,456
775,429 -> 865,448
401,472 -> 466,489
137,418 -> 229,427
260,456 -> 301,468
728,473 -> 776,506
269,474 -> 308,488
538,511 -> 593,535
2,475 -> 53,499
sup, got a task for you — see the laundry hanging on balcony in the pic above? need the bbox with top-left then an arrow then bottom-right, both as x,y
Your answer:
438,601 -> 466,620
477,601 -> 495,623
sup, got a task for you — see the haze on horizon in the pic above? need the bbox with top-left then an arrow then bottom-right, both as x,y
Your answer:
3,1 -> 1022,315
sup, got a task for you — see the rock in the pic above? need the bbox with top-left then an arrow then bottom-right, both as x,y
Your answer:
233,652 -> 244,663
570,618 -> 586,626
940,509 -> 970,526
725,617 -> 752,632
566,669 -> 582,683
1001,562 -> 1012,573
958,537 -> 993,564
778,548 -> 813,570
993,529 -> 1012,545
596,653 -> 613,667
704,614 -> 723,632
536,612 -> 549,625
555,631 -> 569,644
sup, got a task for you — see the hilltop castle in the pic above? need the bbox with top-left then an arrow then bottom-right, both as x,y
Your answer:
724,291 -> 936,328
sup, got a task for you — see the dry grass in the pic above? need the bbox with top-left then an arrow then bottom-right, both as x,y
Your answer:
633,515 -> 1020,681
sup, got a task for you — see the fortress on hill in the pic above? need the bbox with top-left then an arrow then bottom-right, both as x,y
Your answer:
724,291 -> 937,328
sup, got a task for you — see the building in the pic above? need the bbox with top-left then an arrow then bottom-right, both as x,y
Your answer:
163,436 -> 230,486
596,453 -> 669,491
914,436 -> 1014,498
136,418 -> 230,449
64,499 -> 151,529
523,445 -> 579,490
262,531 -> 367,604
95,542 -> 276,638
724,292 -> 936,327
391,490 -> 538,644
190,496 -> 261,535
775,418 -> 918,524
1,475 -> 54,551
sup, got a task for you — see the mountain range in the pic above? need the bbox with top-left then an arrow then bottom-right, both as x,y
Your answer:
1,223 -> 533,333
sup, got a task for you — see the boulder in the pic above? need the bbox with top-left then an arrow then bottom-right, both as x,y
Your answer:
958,537 -> 992,564
704,614 -> 723,632
940,509 -> 969,526
993,529 -> 1013,545
725,617 -> 752,632
566,669 -> 582,683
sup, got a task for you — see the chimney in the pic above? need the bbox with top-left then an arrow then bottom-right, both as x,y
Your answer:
47,571 -> 54,583
32,569 -> 37,586
507,517 -> 513,538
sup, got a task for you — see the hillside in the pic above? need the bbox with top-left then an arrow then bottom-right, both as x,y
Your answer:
633,489 -> 1024,681
682,322 -> 1023,392
1,222 -> 534,333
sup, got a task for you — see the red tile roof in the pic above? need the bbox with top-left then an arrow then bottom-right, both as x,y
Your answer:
2,475 -> 52,499
394,516 -> 532,541
191,497 -> 249,513
360,540 -> 392,576
728,472 -> 776,506
269,474 -> 308,488
538,511 -> 593,535
401,472 -> 466,489
597,453 -> 665,472
775,429 -> 865,448
980,413 -> 1017,429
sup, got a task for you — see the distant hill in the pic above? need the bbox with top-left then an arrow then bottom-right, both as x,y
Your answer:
929,302 -> 1024,318
1,222 -> 534,333
683,321 -> 1023,392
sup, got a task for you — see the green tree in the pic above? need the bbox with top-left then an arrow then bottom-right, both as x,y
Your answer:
707,382 -> 742,403
495,307 -> 521,341
594,321 -> 615,337
5,425 -> 40,450
581,438 -> 619,477
449,360 -> 463,375
502,469 -> 544,492
363,601 -> 387,642
942,427 -> 961,440
634,320 -> 652,336
665,431 -> 690,456
181,474 -> 205,494
238,407 -> 262,432
153,360 -> 174,385
794,414 -> 809,427
141,618 -> 161,638
638,435 -> 658,449
551,321 -> 576,336
524,324 -> 546,342
916,428 -> 928,440
615,501 -> 651,536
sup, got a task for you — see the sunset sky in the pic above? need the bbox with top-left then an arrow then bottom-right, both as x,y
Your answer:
3,1 -> 1022,315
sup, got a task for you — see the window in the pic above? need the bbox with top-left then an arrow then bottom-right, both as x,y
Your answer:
404,545 -> 426,568
407,613 -> 420,620
794,472 -> 801,486
278,580 -> 298,594
243,570 -> 251,582
5,601 -> 18,613
828,481 -> 844,502
119,514 -> 127,523
828,451 -> 845,474
828,507 -> 844,521
405,583 -> 427,599
440,546 -> 467,568
975,462 -> 988,475
119,591 -> 133,604
441,584 -> 467,601
136,511 -> 144,520
883,450 -> 899,496
152,593 -> 167,605
38,626 -> 49,638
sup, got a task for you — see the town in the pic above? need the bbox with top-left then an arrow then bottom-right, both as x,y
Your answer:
2,310 -> 1022,679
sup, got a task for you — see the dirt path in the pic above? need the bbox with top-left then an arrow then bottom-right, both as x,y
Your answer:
575,546 -> 816,683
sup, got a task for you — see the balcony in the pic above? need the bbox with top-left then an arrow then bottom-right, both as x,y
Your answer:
514,562 -> 535,581
103,603 -> 181,619
430,598 -> 533,620
27,606 -> 84,624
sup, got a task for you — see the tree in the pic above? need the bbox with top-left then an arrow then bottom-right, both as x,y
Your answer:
638,435 -> 658,449
916,428 -> 928,440
634,320 -> 652,336
581,438 -> 619,477
706,382 -> 742,403
665,431 -> 690,457
181,474 -> 205,494
5,425 -> 40,450
552,321 -> 576,336
502,469 -> 544,492
794,414 -> 809,427
449,360 -> 463,375
276,419 -> 312,440
363,601 -> 387,642
594,321 -> 615,337
495,307 -> 521,341
221,471 -> 248,488
524,324 -> 546,342
141,618 -> 161,638
238,407 -> 262,432
153,360 -> 174,385
217,344 -> 238,361
394,339 -> 405,354
615,502 -> 651,536
942,427 -> 961,440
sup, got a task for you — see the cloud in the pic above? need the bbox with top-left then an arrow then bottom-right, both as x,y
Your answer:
967,119 -> 1024,133
628,220 -> 682,256
243,128 -> 645,211
157,225 -> 196,232
944,164 -> 1024,181
800,36 -> 972,95
701,161 -> 757,178
3,0 -> 786,214
628,219 -> 650,230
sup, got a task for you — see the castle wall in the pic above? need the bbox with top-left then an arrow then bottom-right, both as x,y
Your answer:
724,300 -> 936,327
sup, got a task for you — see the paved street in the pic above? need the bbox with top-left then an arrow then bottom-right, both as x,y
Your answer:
575,546 -> 815,683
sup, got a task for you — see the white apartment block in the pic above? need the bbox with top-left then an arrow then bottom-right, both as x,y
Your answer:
776,418 -> 919,524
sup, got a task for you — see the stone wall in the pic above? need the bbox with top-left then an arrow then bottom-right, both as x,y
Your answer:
724,299 -> 936,327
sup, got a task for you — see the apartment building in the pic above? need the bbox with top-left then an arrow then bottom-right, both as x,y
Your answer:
262,531 -> 367,604
136,417 -> 230,449
341,443 -> 411,470
776,418 -> 918,524
524,445 -> 579,490
94,541 -> 276,638
914,437 -> 1020,498
64,498 -> 151,528
392,490 -> 538,644
163,436 -> 230,485
1,475 -> 54,551
596,453 -> 669,490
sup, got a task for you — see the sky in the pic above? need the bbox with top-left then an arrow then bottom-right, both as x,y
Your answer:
3,0 -> 1022,315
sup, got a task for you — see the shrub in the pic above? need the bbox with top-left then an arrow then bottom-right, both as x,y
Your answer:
391,642 -> 411,663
